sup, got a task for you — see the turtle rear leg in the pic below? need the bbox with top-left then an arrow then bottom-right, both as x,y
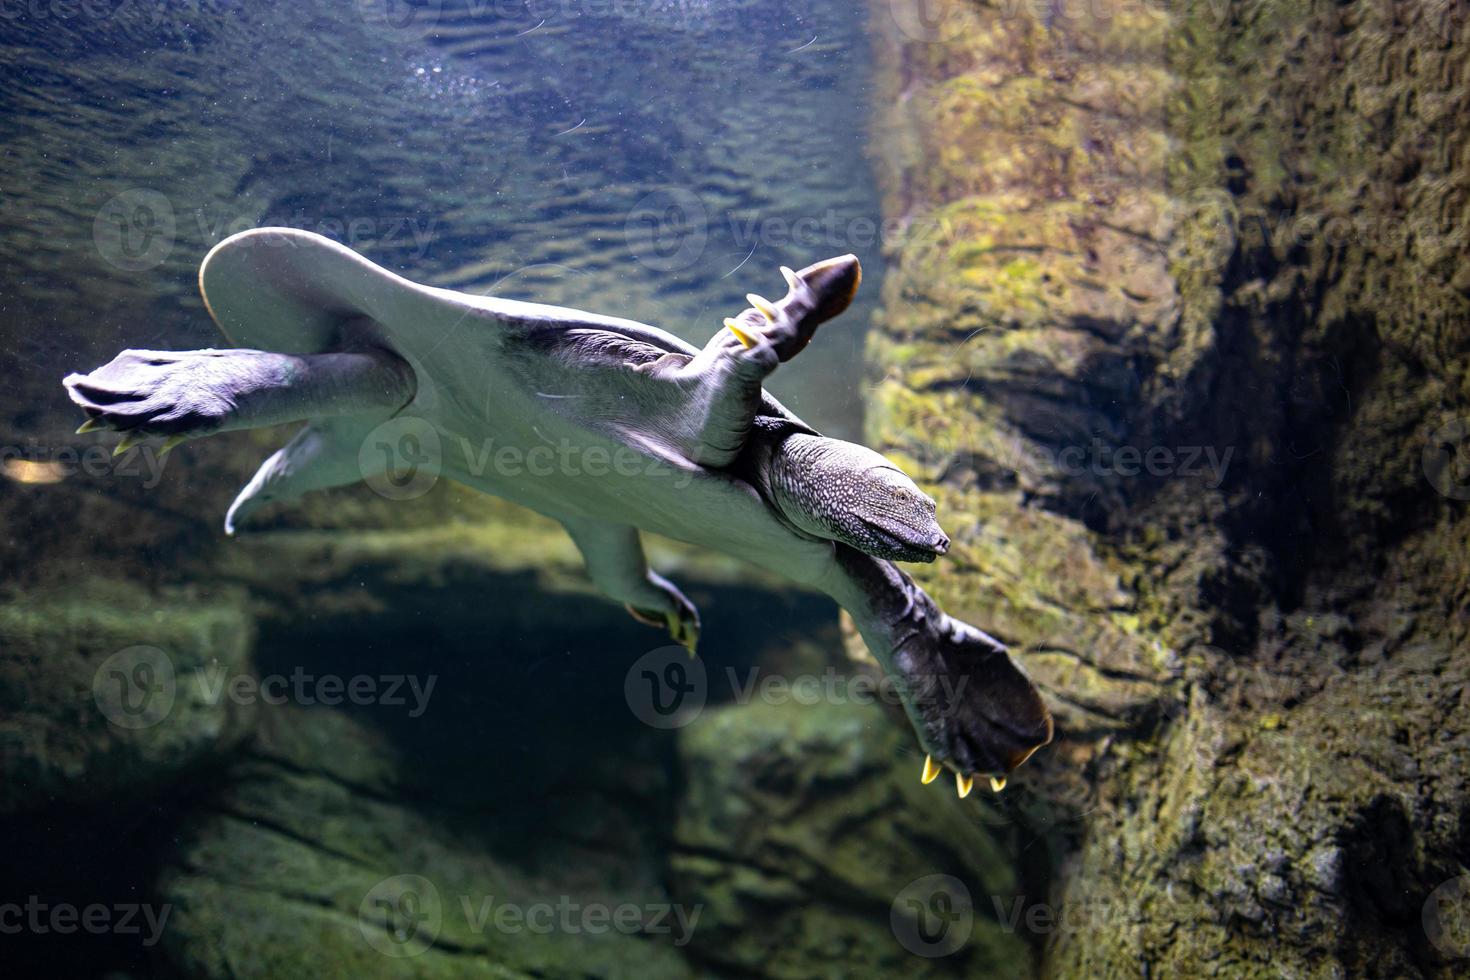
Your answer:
561,518 -> 701,655
64,346 -> 415,451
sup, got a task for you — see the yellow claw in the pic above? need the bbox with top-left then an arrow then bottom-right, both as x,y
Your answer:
724,317 -> 757,349
159,434 -> 188,459
1006,744 -> 1042,771
76,418 -> 104,435
114,432 -> 145,456
921,754 -> 941,785
990,776 -> 1007,793
779,266 -> 801,293
667,614 -> 699,658
746,293 -> 778,323
956,772 -> 974,799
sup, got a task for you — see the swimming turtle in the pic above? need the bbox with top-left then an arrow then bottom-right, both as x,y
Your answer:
63,228 -> 1052,794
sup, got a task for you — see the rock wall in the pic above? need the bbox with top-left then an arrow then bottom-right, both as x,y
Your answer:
864,0 -> 1469,975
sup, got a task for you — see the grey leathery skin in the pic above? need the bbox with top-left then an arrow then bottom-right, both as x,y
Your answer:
63,228 -> 1052,788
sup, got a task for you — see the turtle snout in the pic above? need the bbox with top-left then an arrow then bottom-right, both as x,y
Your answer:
932,532 -> 950,555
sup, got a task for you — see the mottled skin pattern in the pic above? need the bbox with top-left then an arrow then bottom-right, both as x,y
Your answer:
763,432 -> 948,563
63,228 -> 1051,789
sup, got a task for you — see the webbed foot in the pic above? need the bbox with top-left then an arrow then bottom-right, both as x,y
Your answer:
64,349 -> 248,447
625,574 -> 701,656
722,254 -> 861,364
64,347 -> 415,455
899,616 -> 1053,797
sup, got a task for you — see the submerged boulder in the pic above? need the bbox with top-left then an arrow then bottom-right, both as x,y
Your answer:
158,705 -> 697,980
671,697 -> 1034,978
0,580 -> 256,813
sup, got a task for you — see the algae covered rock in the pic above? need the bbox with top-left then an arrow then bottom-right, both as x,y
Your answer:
159,705 -> 697,980
670,697 -> 1034,978
865,0 -> 1470,974
0,580 -> 256,813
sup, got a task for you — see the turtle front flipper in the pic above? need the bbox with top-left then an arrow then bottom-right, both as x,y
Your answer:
662,255 -> 861,468
818,545 -> 1053,793
560,517 -> 701,655
720,254 -> 861,363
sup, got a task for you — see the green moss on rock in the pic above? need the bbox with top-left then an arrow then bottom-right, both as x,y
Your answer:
0,579 -> 255,813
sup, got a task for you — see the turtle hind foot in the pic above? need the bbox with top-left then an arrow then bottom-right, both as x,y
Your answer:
65,348 -> 248,454
623,573 -> 701,657
65,347 -> 415,456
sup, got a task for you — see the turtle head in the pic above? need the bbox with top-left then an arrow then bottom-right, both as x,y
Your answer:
771,435 -> 949,563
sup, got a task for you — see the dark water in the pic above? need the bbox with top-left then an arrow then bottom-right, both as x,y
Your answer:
1,0 -> 881,440
1,2 -> 907,977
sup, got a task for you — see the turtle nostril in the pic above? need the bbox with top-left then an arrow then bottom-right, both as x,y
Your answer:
933,534 -> 950,555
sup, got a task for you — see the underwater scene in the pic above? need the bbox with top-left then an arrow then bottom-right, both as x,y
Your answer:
2,0 -> 1468,976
